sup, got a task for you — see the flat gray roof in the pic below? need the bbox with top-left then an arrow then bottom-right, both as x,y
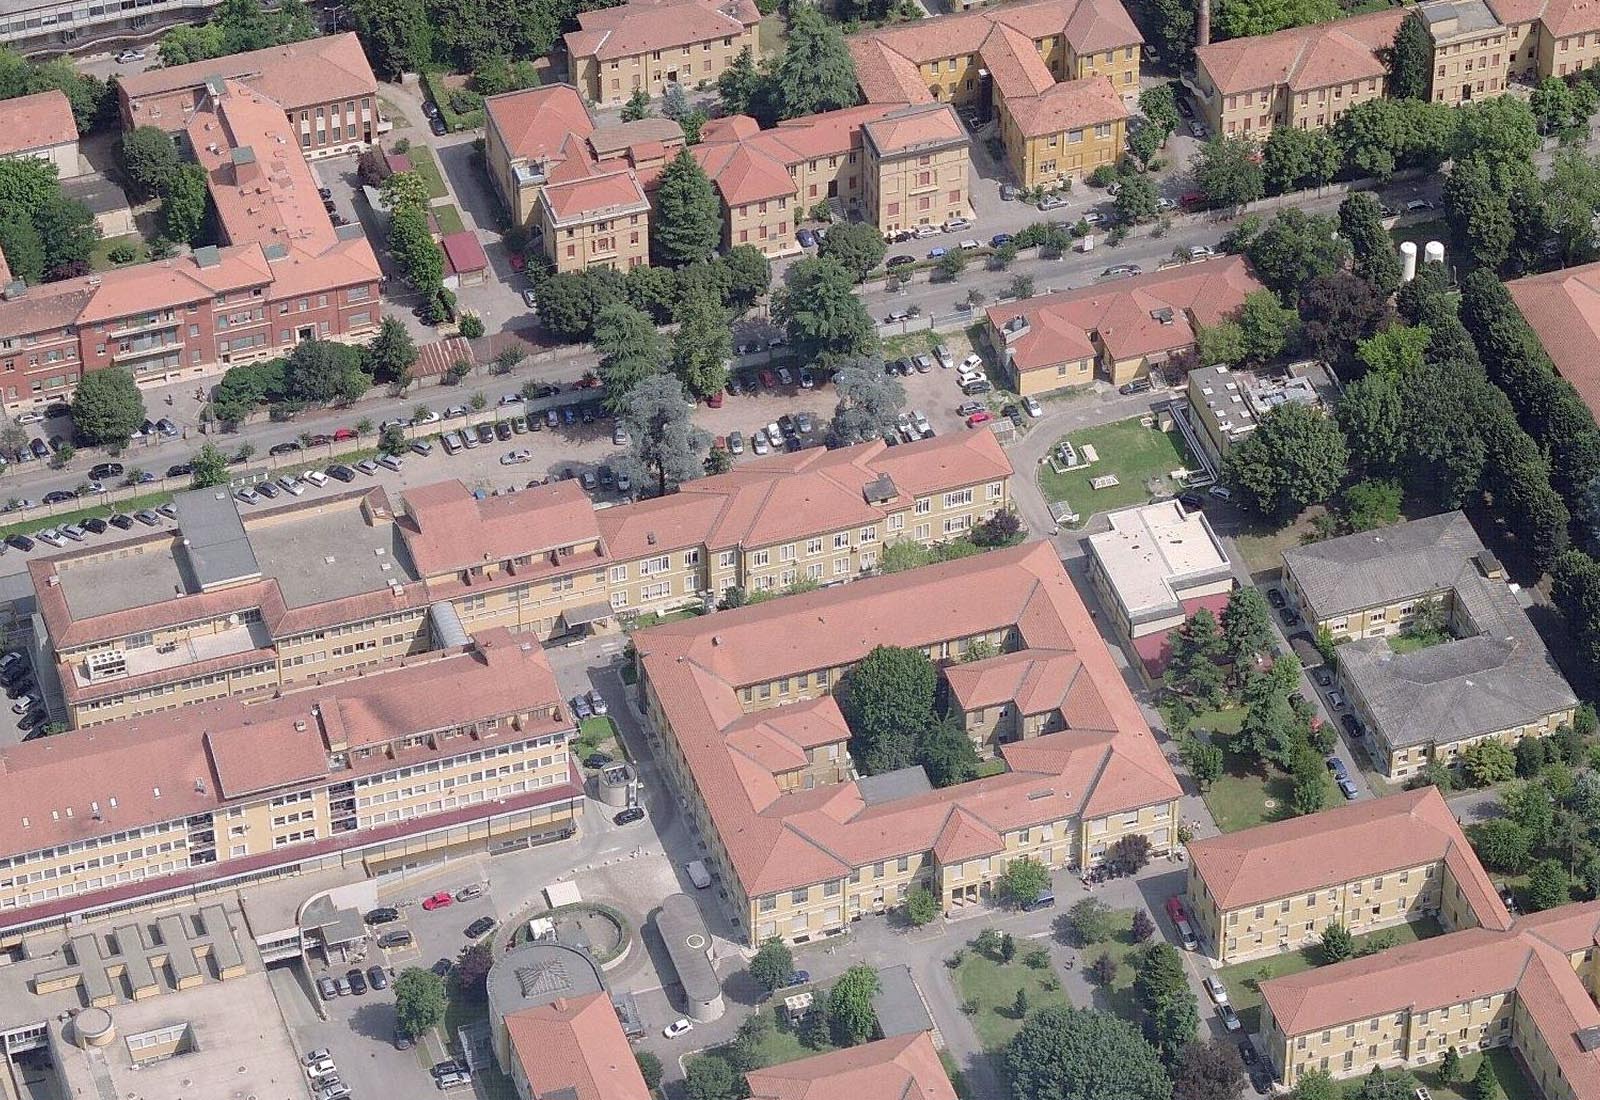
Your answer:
175,487 -> 261,591
487,942 -> 605,1012
245,499 -> 418,608
858,766 -> 933,807
1421,0 -> 1500,37
655,893 -> 721,1005
56,536 -> 190,620
871,964 -> 933,1038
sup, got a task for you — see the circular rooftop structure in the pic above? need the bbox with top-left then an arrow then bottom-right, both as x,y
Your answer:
73,1007 -> 115,1048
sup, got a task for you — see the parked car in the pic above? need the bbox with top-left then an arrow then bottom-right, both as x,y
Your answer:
1338,775 -> 1360,799
1203,976 -> 1229,1004
421,891 -> 454,911
966,411 -> 993,427
346,968 -> 368,995
367,965 -> 389,990
1340,713 -> 1364,737
325,464 -> 356,482
614,807 -> 646,826
663,1019 -> 694,1039
89,462 -> 123,481
316,976 -> 339,1000
377,929 -> 413,949
465,916 -> 497,939
366,906 -> 401,925
1219,1004 -> 1242,1031
1023,396 -> 1043,418
1325,756 -> 1349,781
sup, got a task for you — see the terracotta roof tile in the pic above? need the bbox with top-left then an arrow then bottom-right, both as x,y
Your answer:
1005,75 -> 1127,138
121,32 -> 376,118
1507,259 -> 1600,423
1188,787 -> 1511,925
0,89 -> 77,156
0,629 -> 568,858
484,85 -> 595,165
1194,9 -> 1404,95
564,0 -> 759,61
400,479 -> 605,577
634,543 -> 1181,897
503,992 -> 651,1100
746,1031 -> 956,1100
985,255 -> 1263,373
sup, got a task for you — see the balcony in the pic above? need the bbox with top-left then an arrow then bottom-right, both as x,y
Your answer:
106,312 -> 179,339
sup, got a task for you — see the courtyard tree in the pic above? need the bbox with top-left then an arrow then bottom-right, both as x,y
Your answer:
905,885 -> 940,926
394,967 -> 447,1037
1172,1039 -> 1245,1100
998,856 -> 1051,908
827,965 -> 880,1046
818,221 -> 887,281
1320,923 -> 1355,963
840,645 -> 936,774
1067,897 -> 1117,945
1387,11 -> 1433,100
119,125 -> 179,200
775,257 -> 876,366
750,938 -> 795,994
652,150 -> 722,267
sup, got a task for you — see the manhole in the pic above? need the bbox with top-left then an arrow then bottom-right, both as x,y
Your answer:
1262,798 -> 1277,810
685,933 -> 706,950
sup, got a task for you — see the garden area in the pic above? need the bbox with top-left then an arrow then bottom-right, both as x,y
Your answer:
1036,416 -> 1199,523
575,716 -> 620,762
1213,917 -> 1444,1035
90,233 -> 151,271
950,928 -> 1069,1049
1164,591 -> 1347,829
405,143 -> 450,202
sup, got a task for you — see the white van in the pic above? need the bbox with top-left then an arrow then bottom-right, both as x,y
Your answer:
685,860 -> 712,889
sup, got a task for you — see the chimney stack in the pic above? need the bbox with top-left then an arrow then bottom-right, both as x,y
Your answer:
1197,0 -> 1211,48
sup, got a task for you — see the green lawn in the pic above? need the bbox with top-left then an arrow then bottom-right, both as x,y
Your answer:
1190,708 -> 1342,834
1389,629 -> 1448,654
90,233 -> 148,271
406,143 -> 450,200
1215,917 -> 1445,1035
576,716 -> 617,758
1403,1048 -> 1537,1100
976,758 -> 1009,778
699,1002 -> 838,1077
1073,908 -> 1149,1024
432,203 -> 466,235
953,942 -> 1070,1049
1036,418 -> 1198,523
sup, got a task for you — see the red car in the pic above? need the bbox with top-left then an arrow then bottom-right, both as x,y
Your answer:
421,890 -> 454,911
333,427 -> 358,442
706,391 -> 724,408
759,370 -> 777,388
1165,896 -> 1187,923
965,411 -> 992,427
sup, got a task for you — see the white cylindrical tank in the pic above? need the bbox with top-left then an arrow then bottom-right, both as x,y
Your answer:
1400,241 -> 1418,282
1425,240 -> 1445,265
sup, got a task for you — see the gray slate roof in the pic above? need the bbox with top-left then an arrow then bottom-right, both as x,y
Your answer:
1282,511 -> 1485,618
1337,549 -> 1576,750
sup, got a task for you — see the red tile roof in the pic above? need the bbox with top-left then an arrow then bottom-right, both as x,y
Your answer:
1507,259 -> 1600,424
0,89 -> 77,156
400,479 -> 606,578
1260,902 -> 1600,1098
121,33 -> 377,119
1188,787 -> 1510,925
985,255 -> 1263,374
634,542 -> 1181,897
0,629 -> 568,858
563,0 -> 760,62
692,104 -> 898,207
484,84 -> 595,166
1194,9 -> 1404,96
503,993 -> 651,1100
746,1031 -> 956,1100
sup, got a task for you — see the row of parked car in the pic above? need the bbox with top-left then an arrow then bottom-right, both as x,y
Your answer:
1,502 -> 177,558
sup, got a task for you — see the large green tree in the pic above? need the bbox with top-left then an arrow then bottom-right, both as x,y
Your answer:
671,292 -> 732,399
1262,126 -> 1339,195
364,316 -> 418,384
159,163 -> 212,247
1005,1005 -> 1171,1100
1386,11 -> 1433,100
349,0 -> 433,77
1339,192 -> 1402,297
1171,1040 -> 1245,1100
1243,209 -> 1349,304
749,938 -> 794,994
774,257 -> 876,367
1214,0 -> 1339,39
119,126 -> 180,202
653,150 -> 722,267
841,645 -> 937,775
1224,402 -> 1349,522
593,302 -> 664,412
1165,608 -> 1227,709
71,368 -> 146,446
826,966 -> 880,1046
0,211 -> 45,285
618,373 -> 710,497
1194,136 -> 1264,209
817,221 -> 887,282
394,967 -> 447,1037
283,339 -> 371,406
770,6 -> 858,121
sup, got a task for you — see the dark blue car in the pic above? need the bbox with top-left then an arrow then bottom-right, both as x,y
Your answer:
990,232 -> 1014,248
796,228 -> 817,248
